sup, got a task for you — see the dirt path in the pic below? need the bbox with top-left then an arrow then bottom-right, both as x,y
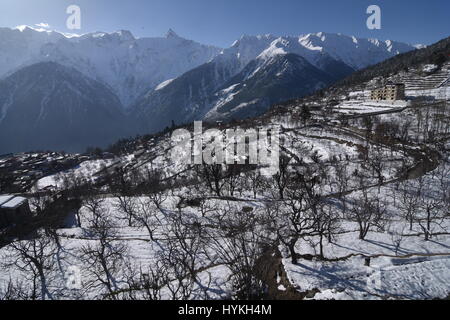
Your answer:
256,246 -> 319,300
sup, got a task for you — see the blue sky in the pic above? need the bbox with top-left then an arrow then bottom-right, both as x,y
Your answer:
0,0 -> 448,47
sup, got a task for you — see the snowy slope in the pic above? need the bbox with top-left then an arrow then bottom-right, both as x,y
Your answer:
0,26 -> 65,78
204,53 -> 337,121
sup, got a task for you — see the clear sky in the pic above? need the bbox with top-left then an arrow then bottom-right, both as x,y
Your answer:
0,0 -> 448,47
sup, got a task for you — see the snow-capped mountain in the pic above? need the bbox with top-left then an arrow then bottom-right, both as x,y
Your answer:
204,53 -> 339,121
0,26 -> 65,77
132,32 -> 417,132
0,27 -> 421,152
0,26 -> 221,107
295,32 -> 417,69
0,62 -> 130,153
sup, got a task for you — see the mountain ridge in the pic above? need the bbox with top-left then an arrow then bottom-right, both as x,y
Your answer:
0,61 -> 130,154
0,26 -> 424,153
0,26 -> 222,107
131,32 -> 417,133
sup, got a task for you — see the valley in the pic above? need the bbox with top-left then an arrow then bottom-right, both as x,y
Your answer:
0,26 -> 448,301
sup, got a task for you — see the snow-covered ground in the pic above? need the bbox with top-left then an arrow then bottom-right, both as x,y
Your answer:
3,159 -> 448,300
0,195 -> 243,299
286,255 -> 450,300
282,161 -> 450,300
406,87 -> 449,100
2,100 -> 448,300
35,159 -> 115,191
332,100 -> 408,116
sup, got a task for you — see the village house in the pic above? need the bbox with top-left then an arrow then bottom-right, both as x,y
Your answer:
0,194 -> 32,228
371,82 -> 406,101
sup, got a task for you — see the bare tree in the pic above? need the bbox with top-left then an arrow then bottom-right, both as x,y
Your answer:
348,189 -> 387,240
197,164 -> 227,197
82,195 -> 104,226
123,262 -> 167,300
29,186 -> 52,215
245,168 -> 266,199
0,279 -> 30,300
368,144 -> 386,190
146,188 -> 167,211
198,199 -> 219,218
139,168 -> 168,210
159,210 -> 207,299
417,197 -> 443,241
387,223 -> 405,256
114,195 -> 138,227
398,179 -> 423,231
208,209 -> 270,300
267,173 -> 319,264
272,154 -> 291,200
434,163 -> 449,210
333,161 -> 350,215
224,164 -> 242,197
62,171 -> 88,198
314,200 -> 341,258
133,198 -> 160,242
362,116 -> 374,149
81,204 -> 128,299
2,233 -> 57,300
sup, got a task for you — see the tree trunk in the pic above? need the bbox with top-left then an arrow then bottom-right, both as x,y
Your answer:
76,211 -> 82,228
319,234 -> 324,259
288,238 -> 298,264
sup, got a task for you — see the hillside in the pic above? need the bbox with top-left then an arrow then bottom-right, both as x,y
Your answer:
131,32 -> 417,134
329,36 -> 450,93
0,62 -> 130,154
0,34 -> 447,301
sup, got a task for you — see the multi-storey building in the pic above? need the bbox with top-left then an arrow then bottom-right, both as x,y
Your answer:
371,83 -> 406,101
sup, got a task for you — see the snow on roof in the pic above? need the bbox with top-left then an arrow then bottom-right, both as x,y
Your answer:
0,195 -> 15,207
0,195 -> 28,209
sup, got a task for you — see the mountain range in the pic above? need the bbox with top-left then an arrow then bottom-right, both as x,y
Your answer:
0,26 -> 221,107
0,26 -> 420,153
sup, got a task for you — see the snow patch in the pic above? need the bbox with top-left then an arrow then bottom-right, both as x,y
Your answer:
155,79 -> 175,91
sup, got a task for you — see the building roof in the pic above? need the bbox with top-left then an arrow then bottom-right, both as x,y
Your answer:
0,194 -> 28,209
0,195 -> 15,207
385,81 -> 405,86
